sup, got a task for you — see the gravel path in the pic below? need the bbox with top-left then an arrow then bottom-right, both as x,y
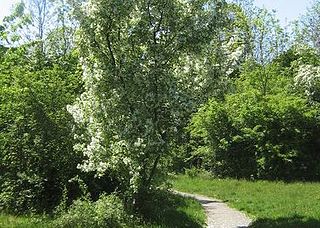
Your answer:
177,191 -> 252,228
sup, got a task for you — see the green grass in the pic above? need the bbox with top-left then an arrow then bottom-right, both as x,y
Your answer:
0,214 -> 51,228
138,190 -> 206,228
0,191 -> 206,228
172,175 -> 320,228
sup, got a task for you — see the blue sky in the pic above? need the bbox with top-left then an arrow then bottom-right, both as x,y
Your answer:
254,0 -> 313,27
0,0 -> 19,22
0,0 -> 314,26
0,0 -> 18,20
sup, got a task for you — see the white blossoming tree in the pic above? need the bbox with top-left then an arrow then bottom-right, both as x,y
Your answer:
174,2 -> 250,103
295,64 -> 320,99
293,46 -> 320,102
68,0 -> 227,204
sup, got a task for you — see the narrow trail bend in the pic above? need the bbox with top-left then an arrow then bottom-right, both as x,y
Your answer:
177,191 -> 252,228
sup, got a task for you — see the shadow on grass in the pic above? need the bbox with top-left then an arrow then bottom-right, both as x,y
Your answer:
250,216 -> 320,228
139,191 -> 203,228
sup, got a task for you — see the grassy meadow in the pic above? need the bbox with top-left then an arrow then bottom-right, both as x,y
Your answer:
172,174 -> 320,228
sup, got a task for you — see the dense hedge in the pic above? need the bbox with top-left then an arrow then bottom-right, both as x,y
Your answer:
0,48 -> 82,213
188,61 -> 320,181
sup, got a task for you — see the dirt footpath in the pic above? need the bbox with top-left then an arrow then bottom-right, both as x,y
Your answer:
177,191 -> 252,228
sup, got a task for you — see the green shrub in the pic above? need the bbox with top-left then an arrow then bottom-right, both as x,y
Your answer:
184,167 -> 213,179
0,47 -> 82,213
189,88 -> 320,180
187,60 -> 320,180
53,194 -> 132,228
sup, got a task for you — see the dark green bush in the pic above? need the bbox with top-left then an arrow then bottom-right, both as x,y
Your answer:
0,48 -> 82,213
189,73 -> 320,180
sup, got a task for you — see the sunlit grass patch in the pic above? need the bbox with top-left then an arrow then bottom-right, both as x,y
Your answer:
0,214 -> 50,228
172,175 -> 320,227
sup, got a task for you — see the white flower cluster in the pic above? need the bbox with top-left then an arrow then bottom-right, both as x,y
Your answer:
295,64 -> 320,98
221,36 -> 245,76
67,59 -> 148,191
